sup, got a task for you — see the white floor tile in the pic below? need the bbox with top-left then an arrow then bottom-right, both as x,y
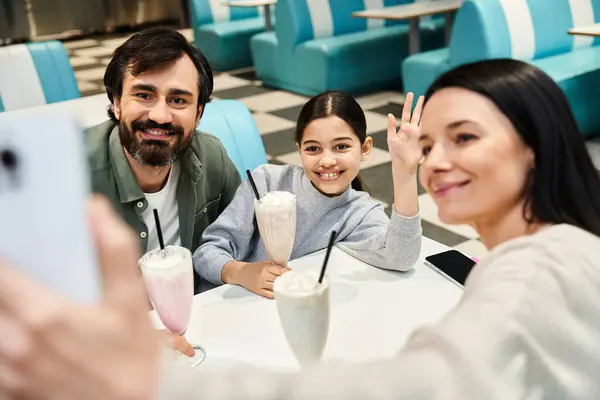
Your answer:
75,66 -> 107,81
178,28 -> 195,42
63,39 -> 98,50
73,46 -> 116,58
586,137 -> 600,170
100,36 -> 131,49
78,81 -> 100,92
241,91 -> 308,113
454,239 -> 489,260
361,147 -> 391,169
357,91 -> 404,110
276,150 -> 302,166
364,110 -> 390,134
213,75 -> 253,92
418,193 -> 480,239
69,56 -> 99,68
252,112 -> 296,135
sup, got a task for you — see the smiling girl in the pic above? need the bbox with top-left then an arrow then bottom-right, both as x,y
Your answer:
193,91 -> 423,298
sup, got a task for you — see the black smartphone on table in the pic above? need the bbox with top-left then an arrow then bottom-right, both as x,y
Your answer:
424,250 -> 477,289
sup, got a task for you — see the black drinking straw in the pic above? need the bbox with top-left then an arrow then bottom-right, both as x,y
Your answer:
245,169 -> 261,200
153,209 -> 165,250
318,230 -> 336,284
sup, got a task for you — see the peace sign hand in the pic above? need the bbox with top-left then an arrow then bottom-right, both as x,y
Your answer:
387,92 -> 424,175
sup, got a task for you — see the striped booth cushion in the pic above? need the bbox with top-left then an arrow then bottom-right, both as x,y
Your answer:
275,0 -> 412,48
450,0 -> 600,66
190,0 -> 262,25
0,41 -> 80,112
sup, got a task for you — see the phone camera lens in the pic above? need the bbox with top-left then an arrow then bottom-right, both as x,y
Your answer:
0,149 -> 18,171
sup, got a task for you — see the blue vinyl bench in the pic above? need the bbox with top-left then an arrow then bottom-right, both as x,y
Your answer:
402,0 -> 600,137
0,41 -> 80,112
189,0 -> 270,71
198,99 -> 267,176
250,0 -> 447,96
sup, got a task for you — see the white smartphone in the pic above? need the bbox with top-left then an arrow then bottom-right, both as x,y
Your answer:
0,112 -> 100,303
424,250 -> 476,289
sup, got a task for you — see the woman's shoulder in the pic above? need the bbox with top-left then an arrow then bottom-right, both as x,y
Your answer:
488,224 -> 599,260
471,224 -> 600,287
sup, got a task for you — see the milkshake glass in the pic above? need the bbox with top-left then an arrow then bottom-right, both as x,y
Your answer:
139,245 -> 206,368
274,270 -> 330,367
254,191 -> 297,265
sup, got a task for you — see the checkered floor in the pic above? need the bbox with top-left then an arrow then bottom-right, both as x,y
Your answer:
62,28 -> 600,260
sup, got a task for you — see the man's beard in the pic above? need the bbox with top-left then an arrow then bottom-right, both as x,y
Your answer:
119,118 -> 192,167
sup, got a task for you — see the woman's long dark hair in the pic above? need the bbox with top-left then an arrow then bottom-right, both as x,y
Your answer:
425,59 -> 600,237
295,91 -> 368,192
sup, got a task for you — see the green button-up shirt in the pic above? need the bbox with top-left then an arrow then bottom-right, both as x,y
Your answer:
85,120 -> 241,262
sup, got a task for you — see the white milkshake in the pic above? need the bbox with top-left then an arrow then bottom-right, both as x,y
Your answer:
274,270 -> 330,367
254,191 -> 297,265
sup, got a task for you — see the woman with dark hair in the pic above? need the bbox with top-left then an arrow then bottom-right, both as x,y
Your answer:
193,91 -> 423,298
2,59 -> 600,400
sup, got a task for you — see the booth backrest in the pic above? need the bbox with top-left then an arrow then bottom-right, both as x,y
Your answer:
197,99 -> 267,177
449,0 -> 600,66
0,41 -> 80,112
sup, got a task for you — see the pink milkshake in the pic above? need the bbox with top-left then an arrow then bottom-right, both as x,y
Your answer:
139,245 -> 205,368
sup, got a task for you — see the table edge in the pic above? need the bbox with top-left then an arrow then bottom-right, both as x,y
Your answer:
220,0 -> 277,7
352,2 -> 461,20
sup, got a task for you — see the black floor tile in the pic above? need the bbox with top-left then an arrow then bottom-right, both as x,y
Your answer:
369,129 -> 388,151
213,84 -> 272,99
359,161 -> 427,202
268,158 -> 285,165
369,102 -> 404,118
358,162 -> 394,206
421,220 -> 470,247
230,69 -> 257,81
416,165 -> 427,195
261,128 -> 297,157
270,104 -> 304,123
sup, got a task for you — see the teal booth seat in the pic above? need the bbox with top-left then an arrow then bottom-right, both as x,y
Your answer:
402,0 -> 600,137
250,0 -> 447,96
0,41 -> 80,112
189,0 -> 271,71
198,99 -> 267,176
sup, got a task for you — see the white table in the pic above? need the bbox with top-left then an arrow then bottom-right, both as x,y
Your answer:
221,0 -> 278,31
568,23 -> 600,37
353,0 -> 463,54
0,94 -> 110,128
158,237 -> 462,372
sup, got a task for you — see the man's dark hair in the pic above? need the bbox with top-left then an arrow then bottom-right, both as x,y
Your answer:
103,27 -> 213,121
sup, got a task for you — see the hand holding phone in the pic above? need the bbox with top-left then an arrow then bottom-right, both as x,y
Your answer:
0,112 -> 100,302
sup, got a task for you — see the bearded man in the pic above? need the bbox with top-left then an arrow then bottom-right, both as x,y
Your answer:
86,28 -> 241,291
